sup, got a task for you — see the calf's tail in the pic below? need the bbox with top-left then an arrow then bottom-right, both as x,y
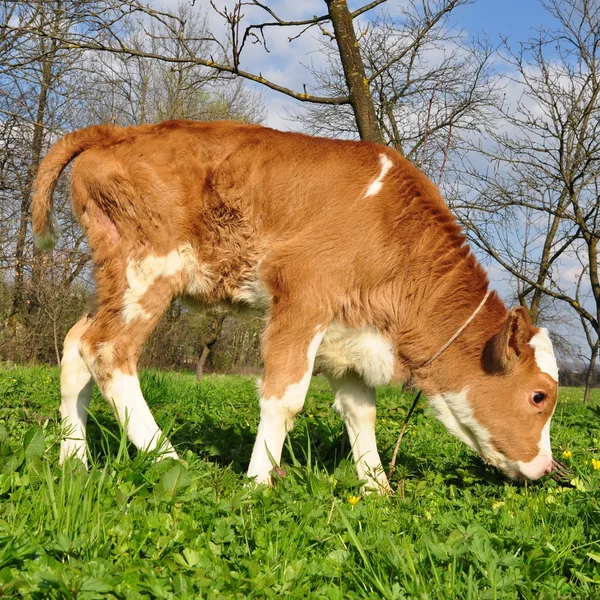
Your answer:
32,124 -> 122,250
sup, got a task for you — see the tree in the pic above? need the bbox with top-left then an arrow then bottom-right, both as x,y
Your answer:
456,0 -> 600,402
12,0 -> 488,147
291,1 -> 497,176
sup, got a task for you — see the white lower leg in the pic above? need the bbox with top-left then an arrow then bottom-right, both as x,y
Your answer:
331,373 -> 390,493
247,329 -> 325,484
104,370 -> 178,459
59,332 -> 94,465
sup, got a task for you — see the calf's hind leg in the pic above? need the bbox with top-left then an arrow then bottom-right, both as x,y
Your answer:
78,283 -> 179,460
59,316 -> 94,465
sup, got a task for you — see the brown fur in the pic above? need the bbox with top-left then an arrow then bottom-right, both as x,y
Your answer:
32,120 -> 557,470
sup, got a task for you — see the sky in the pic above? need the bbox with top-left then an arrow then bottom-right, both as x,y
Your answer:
193,0 -> 561,130
458,0 -> 556,42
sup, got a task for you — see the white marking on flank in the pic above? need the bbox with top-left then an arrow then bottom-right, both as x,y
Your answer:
529,329 -> 559,382
364,154 -> 393,197
122,244 -> 210,323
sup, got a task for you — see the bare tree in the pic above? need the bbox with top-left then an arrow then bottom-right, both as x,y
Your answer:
291,1 -> 498,178
456,0 -> 600,402
9,0 -> 482,147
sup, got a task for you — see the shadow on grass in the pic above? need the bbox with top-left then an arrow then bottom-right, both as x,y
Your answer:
82,390 -> 524,490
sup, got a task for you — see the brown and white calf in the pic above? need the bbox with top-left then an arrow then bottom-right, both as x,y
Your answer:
32,120 -> 558,489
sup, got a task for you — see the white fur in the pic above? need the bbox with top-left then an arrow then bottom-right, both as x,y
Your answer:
247,327 -> 326,484
34,212 -> 61,251
123,244 -> 211,323
428,391 -> 482,455
331,373 -> 391,493
364,154 -> 393,197
517,419 -> 553,479
317,323 -> 394,387
429,388 -> 551,480
529,329 -> 559,382
235,272 -> 272,310
59,333 -> 93,465
104,370 -> 178,459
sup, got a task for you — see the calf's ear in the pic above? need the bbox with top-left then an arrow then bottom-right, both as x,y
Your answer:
482,307 -> 533,375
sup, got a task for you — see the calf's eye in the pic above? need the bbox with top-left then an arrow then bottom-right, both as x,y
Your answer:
530,391 -> 547,406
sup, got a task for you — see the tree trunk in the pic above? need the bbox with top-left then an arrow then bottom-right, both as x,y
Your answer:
583,343 -> 599,405
196,312 -> 227,380
196,345 -> 211,380
11,4 -> 61,317
326,0 -> 384,144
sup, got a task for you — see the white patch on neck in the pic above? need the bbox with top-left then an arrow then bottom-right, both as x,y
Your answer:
364,154 -> 393,197
428,390 -> 482,454
529,329 -> 559,382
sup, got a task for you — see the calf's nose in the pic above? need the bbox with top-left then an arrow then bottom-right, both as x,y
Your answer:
544,461 -> 553,475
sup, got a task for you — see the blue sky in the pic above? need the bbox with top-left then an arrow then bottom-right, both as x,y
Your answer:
458,0 -> 556,41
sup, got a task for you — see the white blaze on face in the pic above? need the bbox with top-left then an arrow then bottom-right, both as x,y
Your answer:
429,388 -> 551,480
529,329 -> 559,382
247,327 -> 326,485
364,154 -> 394,197
517,418 -> 553,479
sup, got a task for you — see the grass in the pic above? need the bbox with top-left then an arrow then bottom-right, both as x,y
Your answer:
1,365 -> 600,599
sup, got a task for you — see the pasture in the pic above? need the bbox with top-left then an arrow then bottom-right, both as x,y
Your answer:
1,365 -> 599,599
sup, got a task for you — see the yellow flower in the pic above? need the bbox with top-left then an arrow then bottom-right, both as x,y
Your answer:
308,413 -> 314,418
592,458 -> 600,470
563,450 -> 573,459
348,496 -> 361,505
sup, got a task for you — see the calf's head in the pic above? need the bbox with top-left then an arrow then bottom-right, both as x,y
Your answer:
430,307 -> 558,480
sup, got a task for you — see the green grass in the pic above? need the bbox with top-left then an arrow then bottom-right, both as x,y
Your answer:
1,365 -> 600,599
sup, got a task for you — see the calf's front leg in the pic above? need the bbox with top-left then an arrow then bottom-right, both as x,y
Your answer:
330,372 -> 391,494
247,314 -> 327,485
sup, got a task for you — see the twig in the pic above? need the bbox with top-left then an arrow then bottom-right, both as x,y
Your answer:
388,390 -> 421,479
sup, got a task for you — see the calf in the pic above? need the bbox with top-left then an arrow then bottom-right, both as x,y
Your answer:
32,120 -> 558,490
